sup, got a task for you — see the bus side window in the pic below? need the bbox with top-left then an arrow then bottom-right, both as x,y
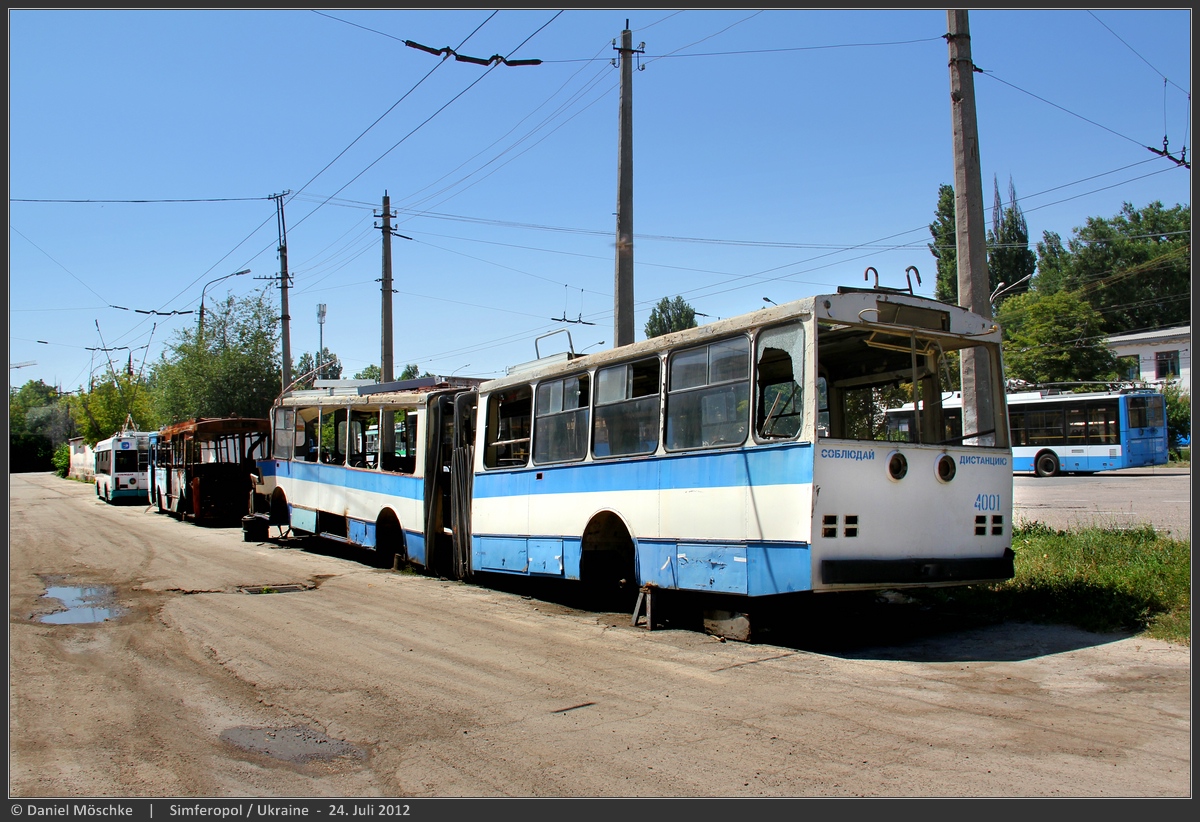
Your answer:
756,322 -> 805,439
484,387 -> 532,468
665,337 -> 750,451
380,412 -> 417,474
593,358 -> 661,458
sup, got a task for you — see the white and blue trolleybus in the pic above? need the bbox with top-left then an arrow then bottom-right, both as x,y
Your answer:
888,386 -> 1169,476
249,287 -> 1016,636
94,427 -> 150,504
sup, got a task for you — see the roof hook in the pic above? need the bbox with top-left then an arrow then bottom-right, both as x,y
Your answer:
905,266 -> 921,294
864,266 -> 879,288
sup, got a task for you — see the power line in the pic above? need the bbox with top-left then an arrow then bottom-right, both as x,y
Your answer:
1086,10 -> 1190,97
10,196 -> 270,204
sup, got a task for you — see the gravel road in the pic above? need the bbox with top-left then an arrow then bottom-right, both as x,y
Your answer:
9,472 -> 1190,797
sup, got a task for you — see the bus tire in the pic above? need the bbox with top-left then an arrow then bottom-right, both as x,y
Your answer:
1034,451 -> 1060,478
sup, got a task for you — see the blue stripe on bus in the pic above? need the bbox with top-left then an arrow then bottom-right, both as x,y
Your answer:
267,460 -> 424,500
472,532 -> 812,595
473,442 -> 814,498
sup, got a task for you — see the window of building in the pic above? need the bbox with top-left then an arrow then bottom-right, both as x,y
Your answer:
1155,350 -> 1180,380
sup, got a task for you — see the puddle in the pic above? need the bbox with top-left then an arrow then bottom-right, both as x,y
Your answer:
39,584 -> 125,624
219,725 -> 366,763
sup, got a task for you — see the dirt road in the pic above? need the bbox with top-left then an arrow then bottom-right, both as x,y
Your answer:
9,472 -> 1190,797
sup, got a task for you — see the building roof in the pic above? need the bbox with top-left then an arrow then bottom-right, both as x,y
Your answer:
1106,325 -> 1190,346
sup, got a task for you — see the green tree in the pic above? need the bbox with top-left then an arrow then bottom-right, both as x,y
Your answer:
1033,230 -> 1071,295
355,364 -> 381,381
1161,380 -> 1190,456
399,363 -> 434,380
645,296 -> 698,339
67,370 -> 156,445
51,442 -> 71,478
149,290 -> 280,423
995,290 -> 1117,385
1041,201 -> 1190,335
986,176 -> 1035,305
10,379 -> 76,472
928,183 -> 958,303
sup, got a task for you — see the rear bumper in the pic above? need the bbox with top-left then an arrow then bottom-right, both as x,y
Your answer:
821,548 -> 1014,586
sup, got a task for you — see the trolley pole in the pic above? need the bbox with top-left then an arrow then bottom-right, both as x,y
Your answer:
946,10 -> 994,444
613,22 -> 643,348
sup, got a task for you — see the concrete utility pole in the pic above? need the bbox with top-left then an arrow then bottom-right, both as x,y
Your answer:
613,22 -> 643,348
946,9 -> 994,444
377,193 -> 395,385
272,192 -> 294,393
376,193 -> 400,457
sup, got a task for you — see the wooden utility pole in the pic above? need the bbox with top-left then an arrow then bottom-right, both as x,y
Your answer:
946,9 -> 994,444
613,22 -> 642,348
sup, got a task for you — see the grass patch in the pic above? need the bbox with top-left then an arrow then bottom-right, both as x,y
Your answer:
917,522 -> 1190,645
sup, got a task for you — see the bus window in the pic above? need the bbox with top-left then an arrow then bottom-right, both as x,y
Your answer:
341,417 -> 368,467
273,409 -> 295,460
346,409 -> 375,468
1027,409 -> 1064,445
484,387 -> 532,468
1066,406 -> 1088,446
666,336 -> 750,451
1127,395 -> 1164,430
534,374 -> 590,464
817,376 -> 830,438
1088,403 -> 1118,445
593,357 -> 660,458
756,322 -> 804,439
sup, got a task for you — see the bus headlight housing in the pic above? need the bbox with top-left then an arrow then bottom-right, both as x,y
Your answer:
935,453 -> 957,483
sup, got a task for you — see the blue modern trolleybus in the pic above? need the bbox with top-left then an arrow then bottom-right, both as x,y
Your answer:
248,287 -> 1016,636
887,386 -> 1169,476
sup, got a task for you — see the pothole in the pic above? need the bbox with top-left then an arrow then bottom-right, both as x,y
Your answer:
237,583 -> 309,595
38,582 -> 126,624
219,725 -> 366,763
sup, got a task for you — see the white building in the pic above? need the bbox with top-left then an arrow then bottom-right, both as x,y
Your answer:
67,437 -> 95,481
1107,325 -> 1190,393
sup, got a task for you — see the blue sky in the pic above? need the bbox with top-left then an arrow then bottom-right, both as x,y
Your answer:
8,8 -> 1192,393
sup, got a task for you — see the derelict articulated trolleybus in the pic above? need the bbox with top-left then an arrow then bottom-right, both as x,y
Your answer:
94,428 -> 150,504
150,417 -> 271,524
247,287 -> 1015,634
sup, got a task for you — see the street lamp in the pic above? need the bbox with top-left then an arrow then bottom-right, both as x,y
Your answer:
198,269 -> 251,345
763,297 -> 778,307
578,341 -> 606,355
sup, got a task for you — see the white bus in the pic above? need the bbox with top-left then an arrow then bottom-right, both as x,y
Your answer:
94,429 -> 150,504
249,288 -> 1014,636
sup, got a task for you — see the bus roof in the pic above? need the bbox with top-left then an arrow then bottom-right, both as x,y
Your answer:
483,290 -> 999,394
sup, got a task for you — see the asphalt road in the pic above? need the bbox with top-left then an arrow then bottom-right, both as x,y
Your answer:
8,472 -> 1191,798
1013,464 -> 1190,538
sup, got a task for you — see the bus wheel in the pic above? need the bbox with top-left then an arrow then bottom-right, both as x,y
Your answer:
1035,451 -> 1060,478
580,512 -> 638,612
